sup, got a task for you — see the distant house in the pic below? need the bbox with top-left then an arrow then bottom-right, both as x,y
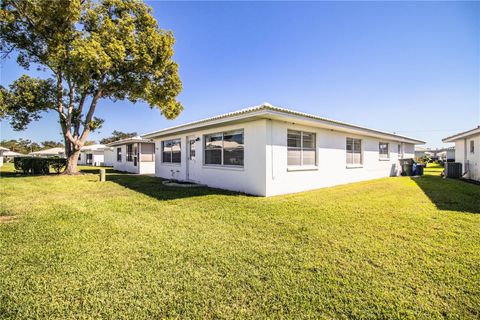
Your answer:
142,103 -> 424,196
415,146 -> 455,162
436,147 -> 455,162
414,146 -> 434,159
78,144 -> 114,167
106,137 -> 155,174
29,147 -> 66,158
443,126 -> 480,181
2,150 -> 25,163
0,146 -> 9,167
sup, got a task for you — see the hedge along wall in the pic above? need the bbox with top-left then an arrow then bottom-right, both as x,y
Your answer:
13,157 -> 67,175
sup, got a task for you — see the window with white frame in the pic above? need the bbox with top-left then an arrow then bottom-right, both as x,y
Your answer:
397,144 -> 402,158
162,139 -> 181,163
379,142 -> 389,159
470,140 -> 475,153
204,130 -> 244,166
287,130 -> 316,166
117,148 -> 122,161
346,138 -> 362,165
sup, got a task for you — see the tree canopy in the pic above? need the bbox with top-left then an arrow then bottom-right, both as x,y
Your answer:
99,130 -> 137,145
0,0 -> 183,173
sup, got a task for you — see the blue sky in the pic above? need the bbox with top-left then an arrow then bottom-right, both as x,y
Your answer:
1,1 -> 479,147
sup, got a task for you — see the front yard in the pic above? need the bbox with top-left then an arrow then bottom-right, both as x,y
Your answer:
0,163 -> 479,319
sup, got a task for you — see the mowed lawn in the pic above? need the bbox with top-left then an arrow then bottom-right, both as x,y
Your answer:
0,163 -> 479,319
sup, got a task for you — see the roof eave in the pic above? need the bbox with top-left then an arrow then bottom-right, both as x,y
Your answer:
142,108 -> 425,144
442,127 -> 480,143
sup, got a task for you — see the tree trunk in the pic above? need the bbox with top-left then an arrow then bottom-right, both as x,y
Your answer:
63,149 -> 81,175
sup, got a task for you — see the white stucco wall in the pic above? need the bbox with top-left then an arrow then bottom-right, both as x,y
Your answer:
78,151 -> 105,166
103,149 -> 115,167
153,119 -> 416,196
454,135 -> 480,181
154,119 -> 268,195
265,120 -> 414,196
111,143 -> 155,174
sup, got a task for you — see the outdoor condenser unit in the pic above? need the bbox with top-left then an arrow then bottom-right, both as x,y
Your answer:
446,162 -> 462,178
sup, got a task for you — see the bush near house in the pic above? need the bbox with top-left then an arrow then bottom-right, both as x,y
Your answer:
13,157 -> 67,174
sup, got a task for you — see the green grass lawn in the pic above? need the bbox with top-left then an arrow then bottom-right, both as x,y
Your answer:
0,163 -> 479,319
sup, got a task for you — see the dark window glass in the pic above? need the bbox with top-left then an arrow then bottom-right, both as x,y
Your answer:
126,144 -> 133,162
117,148 -> 122,161
205,133 -> 223,165
379,142 -> 389,158
189,140 -> 196,160
162,139 -> 181,163
223,130 -> 244,166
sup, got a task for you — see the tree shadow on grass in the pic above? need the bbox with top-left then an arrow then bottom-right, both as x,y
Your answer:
411,175 -> 480,214
80,167 -> 245,201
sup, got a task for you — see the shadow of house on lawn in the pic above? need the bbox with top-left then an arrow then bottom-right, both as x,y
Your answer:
80,167 -> 244,201
411,175 -> 480,214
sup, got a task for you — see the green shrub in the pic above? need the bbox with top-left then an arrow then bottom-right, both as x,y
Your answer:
49,157 -> 67,174
14,157 -> 66,175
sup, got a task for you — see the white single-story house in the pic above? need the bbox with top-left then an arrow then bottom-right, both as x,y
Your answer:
106,137 -> 155,174
0,146 -> 9,167
2,150 -> 25,163
29,147 -> 66,158
415,146 -> 455,162
142,103 -> 424,196
442,126 -> 480,181
436,147 -> 455,162
78,144 -> 114,166
414,146 -> 434,159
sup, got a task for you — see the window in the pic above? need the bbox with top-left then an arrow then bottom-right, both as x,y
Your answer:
78,154 -> 81,161
471,140 -> 475,153
140,143 -> 155,162
189,140 -> 196,160
379,142 -> 389,159
346,138 -> 362,165
162,139 -> 181,163
117,148 -> 122,162
204,130 -> 244,166
126,144 -> 134,162
287,130 -> 316,166
397,144 -> 402,158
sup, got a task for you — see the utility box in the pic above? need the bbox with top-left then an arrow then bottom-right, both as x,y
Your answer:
446,162 -> 462,178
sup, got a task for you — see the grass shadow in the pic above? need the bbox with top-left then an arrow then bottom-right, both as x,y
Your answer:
99,170 -> 245,201
411,168 -> 480,214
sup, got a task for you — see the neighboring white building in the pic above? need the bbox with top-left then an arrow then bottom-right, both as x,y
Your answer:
29,147 -> 65,157
142,103 -> 424,196
106,137 -> 155,174
78,144 -> 114,166
443,126 -> 480,181
415,146 -> 455,161
0,146 -> 9,167
436,147 -> 455,162
414,146 -> 434,159
2,150 -> 25,163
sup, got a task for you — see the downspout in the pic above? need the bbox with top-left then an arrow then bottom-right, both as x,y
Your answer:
270,119 -> 274,181
462,138 -> 469,177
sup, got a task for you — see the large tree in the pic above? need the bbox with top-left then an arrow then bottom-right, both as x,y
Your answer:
0,0 -> 182,174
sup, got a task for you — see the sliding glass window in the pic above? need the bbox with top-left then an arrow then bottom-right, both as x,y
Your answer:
204,130 -> 244,166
